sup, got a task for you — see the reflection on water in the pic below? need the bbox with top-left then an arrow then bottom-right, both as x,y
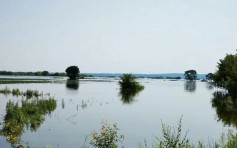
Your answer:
206,82 -> 214,90
0,97 -> 57,146
184,81 -> 196,92
119,88 -> 143,104
1,78 -> 236,148
66,80 -> 79,90
212,91 -> 237,128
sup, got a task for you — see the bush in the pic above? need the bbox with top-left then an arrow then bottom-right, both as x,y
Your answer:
90,120 -> 124,148
119,74 -> 144,91
213,52 -> 237,95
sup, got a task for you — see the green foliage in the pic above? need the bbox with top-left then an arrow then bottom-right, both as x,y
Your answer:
184,70 -> 197,81
0,70 -> 66,77
212,53 -> 237,94
119,74 -> 144,91
138,117 -> 237,148
206,73 -> 214,80
158,117 -> 190,148
139,117 -> 192,148
23,89 -> 39,99
65,66 -> 80,80
0,97 -> 57,145
0,87 -> 12,95
90,120 -> 124,148
12,88 -> 22,96
0,88 -> 44,99
42,71 -> 49,76
118,74 -> 144,104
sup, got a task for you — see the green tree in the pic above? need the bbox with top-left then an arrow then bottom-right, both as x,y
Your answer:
42,71 -> 49,76
184,70 -> 197,81
65,66 -> 80,80
206,73 -> 214,80
118,74 -> 144,91
213,53 -> 237,94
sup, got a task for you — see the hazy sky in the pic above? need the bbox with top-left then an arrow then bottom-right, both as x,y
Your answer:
0,0 -> 237,74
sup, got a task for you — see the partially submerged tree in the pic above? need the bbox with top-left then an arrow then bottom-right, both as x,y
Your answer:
184,70 -> 197,81
65,66 -> 80,80
118,74 -> 144,91
213,52 -> 237,94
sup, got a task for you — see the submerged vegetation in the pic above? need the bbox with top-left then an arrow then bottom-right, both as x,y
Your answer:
0,98 -> 57,145
0,88 -> 57,146
118,74 -> 144,104
119,74 -> 144,91
0,88 -> 45,98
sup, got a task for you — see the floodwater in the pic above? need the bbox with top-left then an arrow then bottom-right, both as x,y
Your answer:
0,78 -> 235,148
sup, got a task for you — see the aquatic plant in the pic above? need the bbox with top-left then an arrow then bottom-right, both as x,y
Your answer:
0,97 -> 57,145
0,88 -> 43,99
0,87 -> 12,95
90,120 -> 124,148
12,88 -> 22,96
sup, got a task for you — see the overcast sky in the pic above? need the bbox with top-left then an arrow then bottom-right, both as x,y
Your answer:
0,0 -> 236,74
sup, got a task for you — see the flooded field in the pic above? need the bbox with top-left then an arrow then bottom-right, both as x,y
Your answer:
0,78 -> 235,148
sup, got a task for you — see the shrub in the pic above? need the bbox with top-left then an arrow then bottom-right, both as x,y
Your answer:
90,120 -> 124,148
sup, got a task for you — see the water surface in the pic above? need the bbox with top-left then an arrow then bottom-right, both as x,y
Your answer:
0,78 -> 234,147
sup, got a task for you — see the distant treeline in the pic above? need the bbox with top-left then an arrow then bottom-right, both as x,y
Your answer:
0,71 -> 93,78
147,76 -> 181,79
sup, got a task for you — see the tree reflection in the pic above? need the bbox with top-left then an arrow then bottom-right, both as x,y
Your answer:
119,88 -> 143,104
211,91 -> 237,128
184,81 -> 196,92
0,97 -> 57,146
66,80 -> 79,90
206,82 -> 214,90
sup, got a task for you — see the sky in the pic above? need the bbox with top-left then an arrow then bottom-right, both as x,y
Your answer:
0,0 -> 237,74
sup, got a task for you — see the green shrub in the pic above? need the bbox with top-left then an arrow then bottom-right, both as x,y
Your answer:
119,74 -> 144,91
12,88 -> 21,96
90,120 -> 124,148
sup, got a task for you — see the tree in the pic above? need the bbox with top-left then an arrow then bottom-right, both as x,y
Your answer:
65,66 -> 80,80
118,74 -> 144,90
42,71 -> 49,76
213,53 -> 237,94
184,70 -> 197,81
206,73 -> 214,80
